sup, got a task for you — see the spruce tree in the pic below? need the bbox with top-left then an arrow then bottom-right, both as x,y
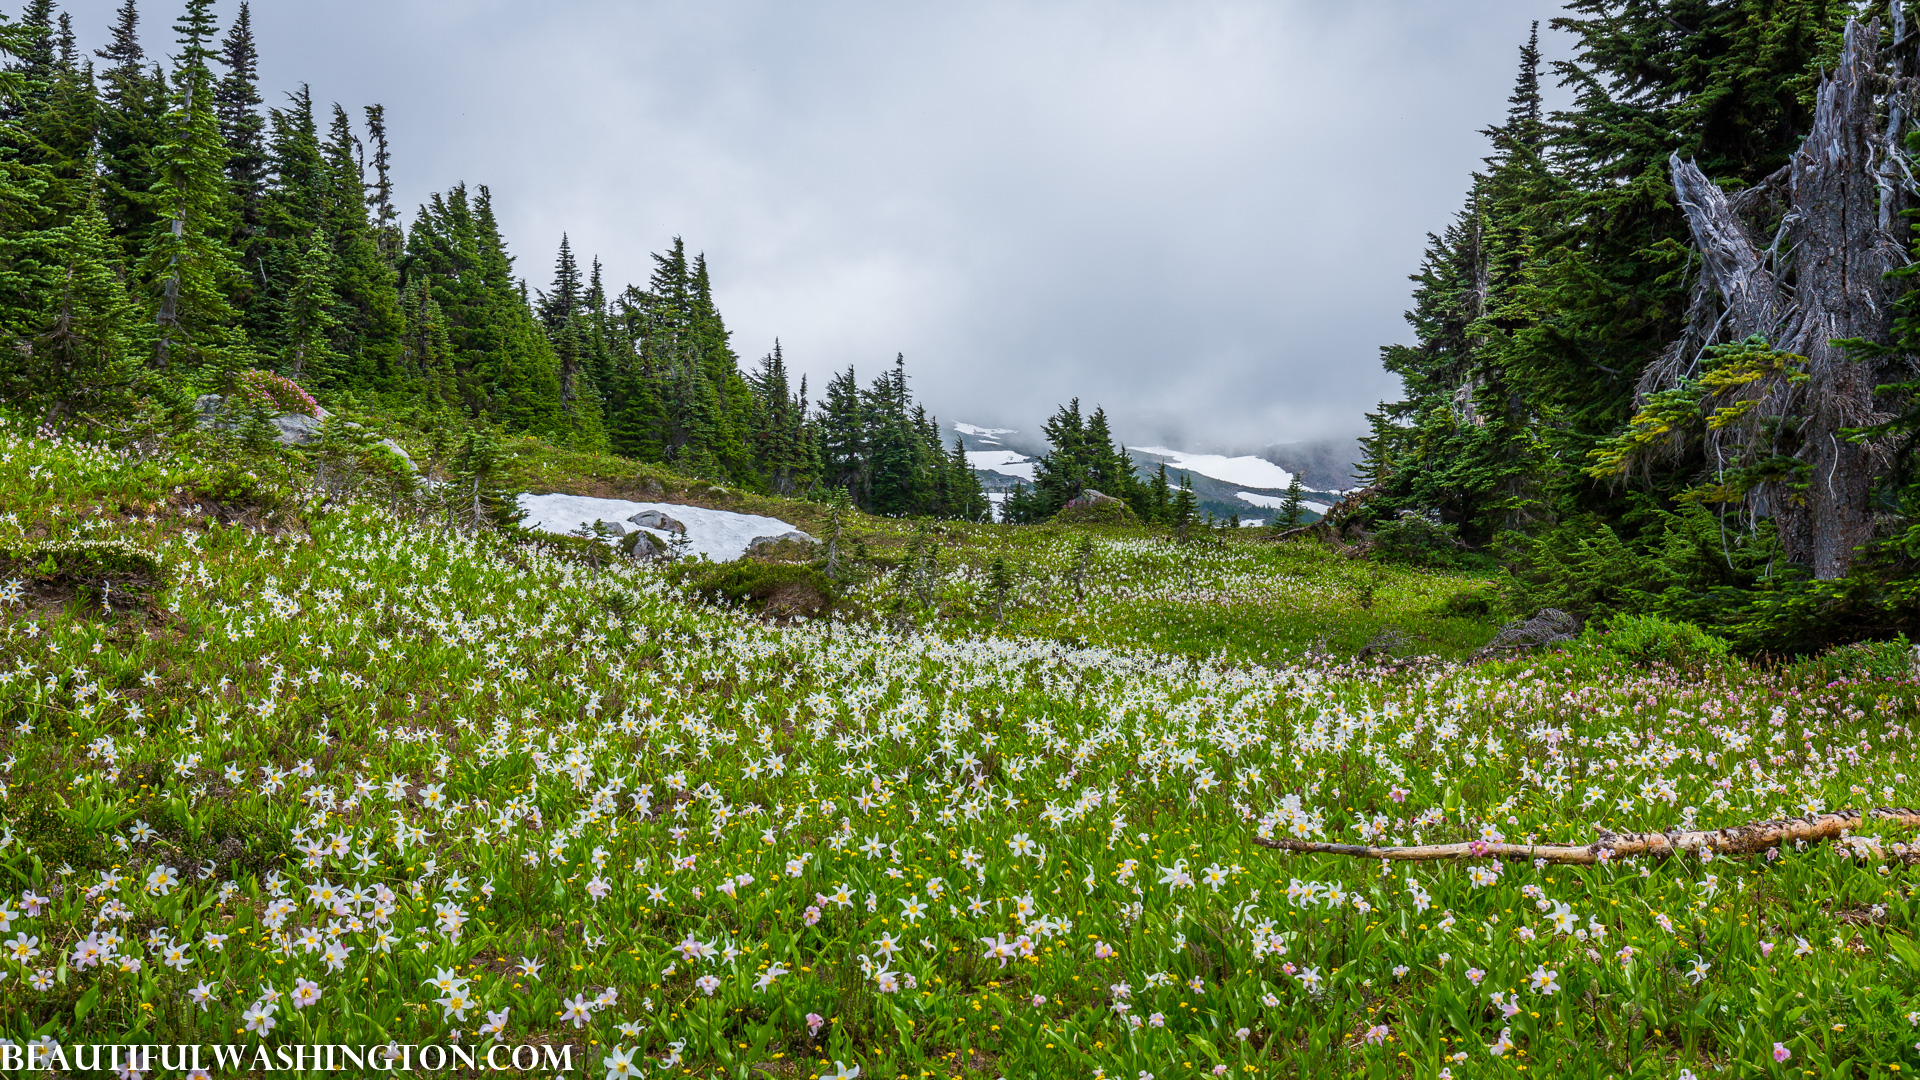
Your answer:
361,104 -> 400,263
94,0 -> 163,262
1171,474 -> 1197,532
1279,475 -> 1304,529
214,3 -> 265,252
278,228 -> 341,381
319,102 -> 402,391
142,0 -> 243,374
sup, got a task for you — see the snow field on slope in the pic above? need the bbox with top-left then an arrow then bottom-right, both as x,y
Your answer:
965,450 -> 1037,480
1132,447 -> 1295,490
517,493 -> 804,562
1235,491 -> 1331,514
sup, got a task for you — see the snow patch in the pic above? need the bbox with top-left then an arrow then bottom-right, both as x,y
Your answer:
516,493 -> 805,563
1234,491 -> 1288,509
965,449 -> 1030,469
967,450 -> 1035,481
954,422 -> 1017,441
1131,447 -> 1295,490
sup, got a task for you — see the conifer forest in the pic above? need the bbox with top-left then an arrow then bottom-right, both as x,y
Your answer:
2,2 -> 1920,1078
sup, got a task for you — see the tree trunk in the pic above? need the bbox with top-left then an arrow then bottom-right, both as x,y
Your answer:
1665,17 -> 1907,579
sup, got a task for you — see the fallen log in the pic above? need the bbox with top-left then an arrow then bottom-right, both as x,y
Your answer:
1251,808 -> 1920,865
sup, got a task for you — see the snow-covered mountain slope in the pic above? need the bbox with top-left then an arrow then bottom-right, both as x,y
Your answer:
1234,491 -> 1332,515
953,421 -> 1348,525
965,449 -> 1036,481
954,423 -> 1017,444
1128,447 -> 1296,490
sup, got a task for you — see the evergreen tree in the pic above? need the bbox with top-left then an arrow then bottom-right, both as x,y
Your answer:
278,227 -> 340,381
214,3 -> 265,252
538,233 -> 580,331
141,0 -> 243,374
817,364 -> 867,500
1278,475 -> 1304,529
94,0 -> 164,263
1168,473 -> 1197,532
1147,463 -> 1172,524
1017,398 -> 1144,520
361,103 -> 400,263
318,102 -> 402,391
749,340 -> 814,495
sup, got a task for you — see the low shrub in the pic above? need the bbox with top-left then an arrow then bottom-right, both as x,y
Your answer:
1435,584 -> 1502,619
0,538 -> 168,611
1052,498 -> 1139,527
1783,635 -> 1914,685
1371,512 -> 1466,568
673,561 -> 838,620
1584,613 -> 1731,668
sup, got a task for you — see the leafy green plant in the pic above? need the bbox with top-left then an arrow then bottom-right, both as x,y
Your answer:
1583,613 -> 1731,668
672,560 -> 838,620
1371,511 -> 1466,568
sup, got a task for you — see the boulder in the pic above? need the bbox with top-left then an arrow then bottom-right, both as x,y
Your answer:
628,510 -> 687,534
193,395 -> 414,472
1053,489 -> 1139,526
195,393 -> 332,446
272,413 -> 325,446
745,530 -> 819,558
373,437 -> 417,473
622,529 -> 668,559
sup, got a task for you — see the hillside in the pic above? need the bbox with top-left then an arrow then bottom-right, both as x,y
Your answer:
2,420 -> 1915,1077
953,423 -> 1345,525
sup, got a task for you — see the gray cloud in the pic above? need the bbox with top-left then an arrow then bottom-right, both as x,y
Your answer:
70,0 -> 1567,450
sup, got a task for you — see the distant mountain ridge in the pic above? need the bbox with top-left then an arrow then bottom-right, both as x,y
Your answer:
953,421 -> 1355,524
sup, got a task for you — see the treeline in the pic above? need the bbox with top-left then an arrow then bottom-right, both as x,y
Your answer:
1002,399 -> 1199,526
1361,3 -> 1920,650
0,0 -> 984,519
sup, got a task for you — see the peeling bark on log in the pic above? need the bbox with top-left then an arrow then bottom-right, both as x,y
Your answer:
1252,807 -> 1920,865
1664,18 -> 1909,579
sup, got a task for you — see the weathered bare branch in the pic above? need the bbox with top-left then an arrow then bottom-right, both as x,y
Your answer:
1669,153 -> 1789,342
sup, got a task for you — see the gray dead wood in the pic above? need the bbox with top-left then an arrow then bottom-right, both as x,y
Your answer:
1472,608 -> 1580,658
1662,17 -> 1915,578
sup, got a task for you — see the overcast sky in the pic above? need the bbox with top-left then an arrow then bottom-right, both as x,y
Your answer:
68,0 -> 1569,451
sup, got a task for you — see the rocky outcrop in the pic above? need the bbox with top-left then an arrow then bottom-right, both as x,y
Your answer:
628,510 -> 687,534
193,394 -> 415,472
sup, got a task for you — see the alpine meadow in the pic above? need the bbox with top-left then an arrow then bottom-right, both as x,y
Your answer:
5,2 -> 1920,1079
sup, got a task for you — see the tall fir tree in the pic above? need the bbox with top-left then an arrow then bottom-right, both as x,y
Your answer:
142,0 -> 243,374
361,103 -> 400,264
214,3 -> 264,257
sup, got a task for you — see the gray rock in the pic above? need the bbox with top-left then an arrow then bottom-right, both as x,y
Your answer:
272,413 -> 325,446
194,393 -> 338,449
627,510 -> 687,534
748,530 -> 816,548
595,519 -> 633,536
374,437 -> 417,473
195,393 -> 414,471
745,530 -> 819,556
623,529 -> 667,559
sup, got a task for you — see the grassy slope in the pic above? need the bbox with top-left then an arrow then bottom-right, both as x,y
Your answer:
501,434 -> 1504,666
0,424 -> 1916,1077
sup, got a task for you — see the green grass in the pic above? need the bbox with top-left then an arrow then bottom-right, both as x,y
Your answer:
0,421 -> 1916,1078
